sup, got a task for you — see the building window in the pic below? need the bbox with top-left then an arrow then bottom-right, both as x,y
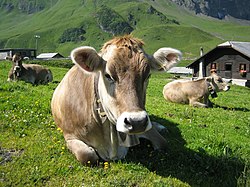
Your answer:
31,51 -> 35,57
21,52 -> 27,57
211,63 -> 216,69
210,63 -> 217,73
225,63 -> 232,71
240,64 -> 246,71
239,64 -> 247,77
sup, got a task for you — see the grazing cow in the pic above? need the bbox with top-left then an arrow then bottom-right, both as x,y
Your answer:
163,72 -> 230,107
51,35 -> 182,164
6,54 -> 53,85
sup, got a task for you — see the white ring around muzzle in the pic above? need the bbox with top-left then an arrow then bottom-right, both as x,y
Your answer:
116,111 -> 152,134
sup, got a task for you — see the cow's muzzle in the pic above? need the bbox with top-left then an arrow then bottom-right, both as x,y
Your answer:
14,66 -> 21,77
116,111 -> 152,134
14,66 -> 21,72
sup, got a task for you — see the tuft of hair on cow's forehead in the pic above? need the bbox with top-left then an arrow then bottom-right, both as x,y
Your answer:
101,35 -> 149,74
101,35 -> 145,52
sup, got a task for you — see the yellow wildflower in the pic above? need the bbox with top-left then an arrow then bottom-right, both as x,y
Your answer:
104,162 -> 109,169
57,127 -> 63,133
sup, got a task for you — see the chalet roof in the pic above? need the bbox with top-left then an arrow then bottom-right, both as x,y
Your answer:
218,41 -> 250,58
36,53 -> 64,59
187,41 -> 250,68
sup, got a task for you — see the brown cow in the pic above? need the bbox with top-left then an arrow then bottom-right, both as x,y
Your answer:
7,54 -> 53,85
51,35 -> 182,164
163,72 -> 230,107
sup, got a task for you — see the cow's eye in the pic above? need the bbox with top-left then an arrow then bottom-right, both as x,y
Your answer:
105,73 -> 114,82
217,79 -> 223,83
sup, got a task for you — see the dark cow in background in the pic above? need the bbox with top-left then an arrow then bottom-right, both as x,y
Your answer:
6,54 -> 53,85
51,35 -> 182,164
163,72 -> 230,107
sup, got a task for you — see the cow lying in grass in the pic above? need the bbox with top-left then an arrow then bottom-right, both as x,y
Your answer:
6,54 -> 53,85
51,35 -> 182,164
163,72 -> 230,107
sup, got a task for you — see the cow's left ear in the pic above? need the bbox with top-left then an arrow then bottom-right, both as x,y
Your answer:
5,56 -> 13,61
71,46 -> 104,72
149,47 -> 182,71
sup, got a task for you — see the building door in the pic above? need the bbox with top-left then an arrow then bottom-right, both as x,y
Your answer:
225,63 -> 232,78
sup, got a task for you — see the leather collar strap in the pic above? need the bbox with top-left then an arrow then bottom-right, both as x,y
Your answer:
208,84 -> 218,98
94,73 -> 107,124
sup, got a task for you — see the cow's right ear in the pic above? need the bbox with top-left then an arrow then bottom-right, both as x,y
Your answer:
71,46 -> 104,72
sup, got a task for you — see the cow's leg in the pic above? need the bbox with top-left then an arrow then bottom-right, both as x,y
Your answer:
139,124 -> 168,150
66,139 -> 99,165
204,95 -> 213,107
27,77 -> 36,85
207,99 -> 213,107
189,98 -> 208,108
43,74 -> 50,84
203,94 -> 214,107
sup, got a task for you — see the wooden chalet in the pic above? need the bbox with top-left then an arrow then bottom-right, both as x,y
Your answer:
187,41 -> 250,87
0,48 -> 37,60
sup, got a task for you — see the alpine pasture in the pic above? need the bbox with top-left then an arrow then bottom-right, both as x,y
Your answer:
0,60 -> 249,186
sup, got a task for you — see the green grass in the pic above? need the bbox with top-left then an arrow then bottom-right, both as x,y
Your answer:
0,61 -> 249,186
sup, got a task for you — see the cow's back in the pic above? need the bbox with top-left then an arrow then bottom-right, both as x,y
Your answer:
23,64 -> 53,84
163,80 -> 189,104
163,79 -> 207,104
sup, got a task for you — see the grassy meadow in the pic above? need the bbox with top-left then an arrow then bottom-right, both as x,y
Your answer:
0,60 -> 250,187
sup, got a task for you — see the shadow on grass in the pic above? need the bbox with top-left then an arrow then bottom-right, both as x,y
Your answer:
124,115 -> 246,187
212,103 -> 250,112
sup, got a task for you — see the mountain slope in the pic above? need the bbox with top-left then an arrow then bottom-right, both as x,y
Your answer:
170,0 -> 250,20
0,0 -> 250,61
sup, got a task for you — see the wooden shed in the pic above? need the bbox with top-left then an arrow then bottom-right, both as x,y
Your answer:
187,41 -> 250,87
36,53 -> 64,59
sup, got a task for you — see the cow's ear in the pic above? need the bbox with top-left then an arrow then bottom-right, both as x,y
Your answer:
5,56 -> 13,61
71,46 -> 104,72
205,77 -> 213,82
149,47 -> 182,71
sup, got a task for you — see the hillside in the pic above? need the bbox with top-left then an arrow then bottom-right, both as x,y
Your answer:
170,0 -> 250,20
0,0 -> 250,63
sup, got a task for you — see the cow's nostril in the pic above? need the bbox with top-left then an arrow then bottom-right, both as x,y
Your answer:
143,116 -> 148,125
124,117 -> 129,124
124,118 -> 133,130
124,116 -> 148,132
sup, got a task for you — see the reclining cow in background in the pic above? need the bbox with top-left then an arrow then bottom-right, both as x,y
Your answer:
6,54 -> 53,85
51,35 -> 182,164
163,72 -> 230,108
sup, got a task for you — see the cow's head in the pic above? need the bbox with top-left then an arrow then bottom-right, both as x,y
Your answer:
6,54 -> 23,77
207,72 -> 230,92
71,35 -> 181,134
